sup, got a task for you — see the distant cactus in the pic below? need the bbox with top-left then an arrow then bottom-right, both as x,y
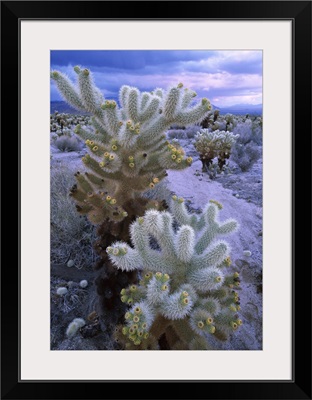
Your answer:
230,119 -> 262,171
51,67 -> 212,327
193,129 -> 239,172
107,197 -> 242,350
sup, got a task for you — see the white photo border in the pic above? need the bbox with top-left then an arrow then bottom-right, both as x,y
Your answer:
20,20 -> 292,381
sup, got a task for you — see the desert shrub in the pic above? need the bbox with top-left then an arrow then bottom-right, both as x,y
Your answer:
233,119 -> 262,146
166,129 -> 188,140
53,135 -> 83,152
230,141 -> 261,172
230,119 -> 262,171
184,124 -> 201,139
50,163 -> 98,269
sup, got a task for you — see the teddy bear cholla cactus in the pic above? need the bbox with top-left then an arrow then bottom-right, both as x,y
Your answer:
194,129 -> 239,171
50,67 -> 212,226
107,197 -> 242,350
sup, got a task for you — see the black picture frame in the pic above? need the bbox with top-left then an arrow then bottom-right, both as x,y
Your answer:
1,1 -> 311,399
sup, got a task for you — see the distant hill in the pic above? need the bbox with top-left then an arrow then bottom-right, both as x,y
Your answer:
51,101 -> 262,117
213,103 -> 262,116
50,101 -> 91,115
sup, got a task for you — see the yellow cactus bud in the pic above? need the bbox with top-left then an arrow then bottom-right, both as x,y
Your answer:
142,322 -> 147,329
231,321 -> 238,330
104,152 -> 110,158
118,121 -> 123,126
197,321 -> 204,329
130,285 -> 137,292
138,217 -> 144,225
206,317 -> 213,325
92,146 -> 98,152
183,298 -> 189,305
134,306 -> 142,315
234,272 -> 240,278
216,276 -> 222,283
109,154 -> 115,160
110,198 -> 117,205
235,281 -> 240,287
186,157 -> 193,164
149,183 -> 155,189
125,312 -> 131,320
153,177 -> 159,184
237,319 -> 243,326
135,129 -> 140,134
182,291 -> 188,297
120,288 -> 126,295
155,272 -> 162,278
133,316 -> 140,323
161,284 -> 168,291
99,162 -> 105,167
122,211 -> 128,217
229,305 -> 237,312
172,195 -> 178,201
129,163 -> 135,168
143,332 -> 149,339
121,295 -> 127,303
106,196 -> 111,201
128,156 -> 134,161
112,145 -> 118,151
122,327 -> 128,335
210,326 -> 216,334
112,248 -> 119,256
176,158 -> 182,163
127,298 -> 133,305
85,140 -> 90,145
177,82 -> 183,88
164,274 -> 170,281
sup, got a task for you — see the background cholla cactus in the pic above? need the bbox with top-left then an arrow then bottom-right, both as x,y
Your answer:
230,118 -> 262,172
193,129 -> 239,172
107,197 -> 242,350
50,67 -> 212,326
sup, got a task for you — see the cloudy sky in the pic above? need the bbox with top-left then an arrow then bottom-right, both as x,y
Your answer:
50,50 -> 262,107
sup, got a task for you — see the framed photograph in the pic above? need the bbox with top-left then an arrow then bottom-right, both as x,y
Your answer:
2,0 -> 311,399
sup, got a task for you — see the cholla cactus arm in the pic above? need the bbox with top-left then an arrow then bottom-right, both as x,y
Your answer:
108,198 -> 243,349
50,70 -> 85,111
170,197 -> 238,241
75,67 -> 104,117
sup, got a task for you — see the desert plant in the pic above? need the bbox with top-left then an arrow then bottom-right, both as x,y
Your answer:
230,119 -> 262,171
108,196 -> 242,350
231,141 -> 261,172
193,129 -> 239,172
53,135 -> 83,152
51,67 -> 212,325
50,163 -> 98,269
